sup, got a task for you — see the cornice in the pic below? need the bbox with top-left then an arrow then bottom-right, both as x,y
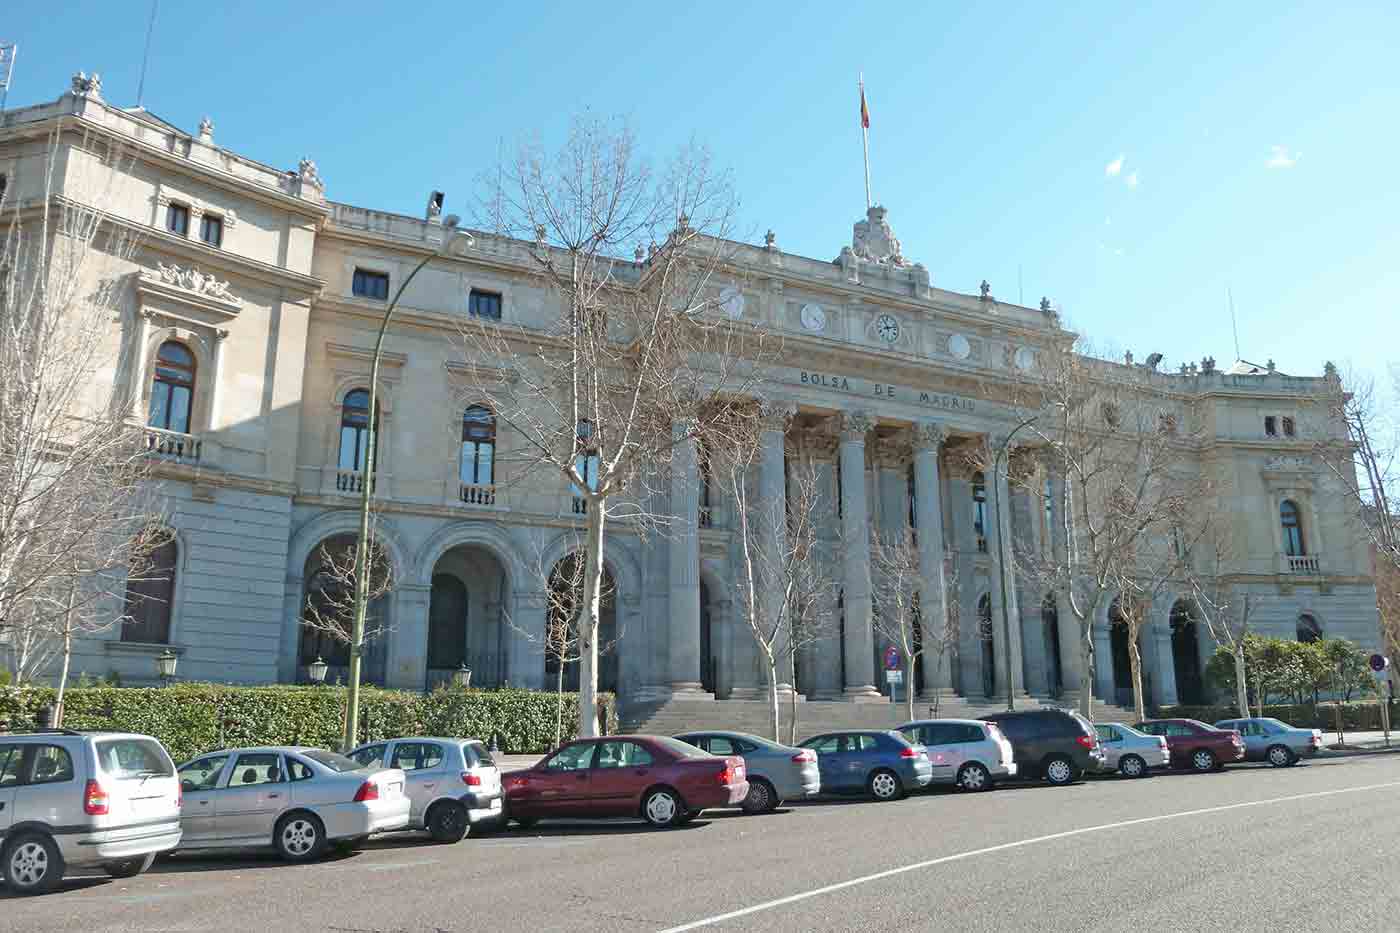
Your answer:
325,341 -> 407,368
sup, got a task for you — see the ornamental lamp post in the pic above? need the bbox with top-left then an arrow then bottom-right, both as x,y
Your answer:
308,656 -> 329,686
341,213 -> 474,752
992,415 -> 1039,711
453,663 -> 473,690
155,648 -> 179,685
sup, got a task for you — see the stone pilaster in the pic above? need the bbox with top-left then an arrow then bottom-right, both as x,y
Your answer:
839,411 -> 881,700
911,422 -> 952,696
386,583 -> 431,690
759,403 -> 797,695
509,589 -> 547,690
986,439 -> 1026,699
668,421 -> 709,696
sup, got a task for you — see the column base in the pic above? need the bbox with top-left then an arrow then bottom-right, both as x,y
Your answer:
843,685 -> 885,703
667,682 -> 715,700
727,686 -> 766,700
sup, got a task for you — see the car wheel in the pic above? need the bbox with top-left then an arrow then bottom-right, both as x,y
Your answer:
1267,745 -> 1296,768
102,853 -> 157,879
868,769 -> 904,801
427,801 -> 469,843
3,833 -> 65,895
956,762 -> 991,792
1043,756 -> 1074,786
1191,749 -> 1217,773
741,779 -> 775,814
274,812 -> 327,862
1119,755 -> 1147,779
642,788 -> 684,828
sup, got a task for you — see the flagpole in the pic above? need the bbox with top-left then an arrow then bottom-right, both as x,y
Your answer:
859,74 -> 872,209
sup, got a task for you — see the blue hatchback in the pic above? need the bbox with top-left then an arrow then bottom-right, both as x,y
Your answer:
797,730 -> 933,801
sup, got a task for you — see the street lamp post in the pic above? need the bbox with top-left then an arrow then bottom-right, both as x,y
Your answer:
342,214 -> 472,752
156,648 -> 179,686
308,656 -> 329,686
991,415 -> 1039,711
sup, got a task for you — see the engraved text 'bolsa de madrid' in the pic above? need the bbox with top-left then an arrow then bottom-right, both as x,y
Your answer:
798,371 -> 976,412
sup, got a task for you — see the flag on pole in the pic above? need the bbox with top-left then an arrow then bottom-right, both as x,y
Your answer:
859,83 -> 870,129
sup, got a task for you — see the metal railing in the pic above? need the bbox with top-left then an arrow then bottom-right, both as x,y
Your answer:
459,483 -> 497,506
144,427 -> 201,464
1287,554 -> 1321,574
573,496 -> 588,515
337,469 -> 374,493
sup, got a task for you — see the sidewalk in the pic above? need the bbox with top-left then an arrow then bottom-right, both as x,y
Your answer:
1320,729 -> 1399,755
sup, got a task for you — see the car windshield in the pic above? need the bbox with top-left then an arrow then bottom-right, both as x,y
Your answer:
300,749 -> 362,772
652,737 -> 712,759
95,738 -> 174,779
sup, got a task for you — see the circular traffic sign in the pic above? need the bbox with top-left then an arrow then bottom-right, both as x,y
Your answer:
884,646 -> 900,670
1370,653 -> 1389,673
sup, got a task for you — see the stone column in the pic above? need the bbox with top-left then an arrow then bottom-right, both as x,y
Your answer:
509,589 -> 547,690
839,411 -> 881,700
1153,615 -> 1179,708
988,442 -> 1026,698
387,583 -> 431,690
668,420 -> 708,696
758,403 -> 796,695
1043,458 -> 1084,698
912,423 -> 953,698
278,575 -> 304,684
1093,618 -> 1115,703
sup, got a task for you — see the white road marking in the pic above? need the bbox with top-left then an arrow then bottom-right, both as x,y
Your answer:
657,778 -> 1400,932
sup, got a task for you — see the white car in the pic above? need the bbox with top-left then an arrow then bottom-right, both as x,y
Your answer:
1093,723 -> 1170,777
348,737 -> 504,841
897,719 -> 1017,791
175,747 -> 409,861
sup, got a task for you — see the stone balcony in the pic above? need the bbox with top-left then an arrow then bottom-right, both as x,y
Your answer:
1287,554 -> 1322,575
459,482 -> 497,507
144,427 -> 205,466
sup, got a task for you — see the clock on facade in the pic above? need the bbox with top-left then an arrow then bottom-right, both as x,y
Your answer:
800,303 -> 826,332
948,333 -> 972,360
719,286 -> 745,320
876,314 -> 900,343
1014,346 -> 1036,371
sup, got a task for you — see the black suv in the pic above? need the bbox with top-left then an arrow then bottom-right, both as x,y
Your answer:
980,709 -> 1105,786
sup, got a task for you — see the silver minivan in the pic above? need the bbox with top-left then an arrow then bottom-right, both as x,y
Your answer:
348,737 -> 503,842
897,719 -> 1017,791
0,730 -> 182,895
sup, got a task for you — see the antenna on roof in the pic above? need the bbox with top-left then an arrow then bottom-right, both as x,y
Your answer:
136,0 -> 158,108
0,41 -> 17,115
1227,286 -> 1241,361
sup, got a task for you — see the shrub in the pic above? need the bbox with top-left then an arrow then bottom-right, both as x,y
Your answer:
0,684 -> 617,762
1161,701 -> 1393,732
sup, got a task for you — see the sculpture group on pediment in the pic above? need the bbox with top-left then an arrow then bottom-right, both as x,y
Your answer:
152,262 -> 242,306
851,206 -> 907,267
70,71 -> 102,99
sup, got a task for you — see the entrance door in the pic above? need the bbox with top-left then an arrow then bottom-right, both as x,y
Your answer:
1171,613 -> 1205,705
700,581 -> 714,694
1043,597 -> 1063,697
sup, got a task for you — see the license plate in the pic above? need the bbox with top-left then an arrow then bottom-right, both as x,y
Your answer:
388,782 -> 403,795
488,797 -> 502,811
131,796 -> 166,814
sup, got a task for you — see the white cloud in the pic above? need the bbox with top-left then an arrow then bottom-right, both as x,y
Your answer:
1105,155 -> 1125,177
1125,172 -> 1139,189
1266,144 -> 1300,169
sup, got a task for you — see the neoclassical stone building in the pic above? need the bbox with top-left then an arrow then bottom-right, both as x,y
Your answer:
0,75 -> 1381,712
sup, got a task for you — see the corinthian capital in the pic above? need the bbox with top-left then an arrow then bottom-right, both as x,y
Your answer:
839,410 -> 876,442
912,421 -> 945,452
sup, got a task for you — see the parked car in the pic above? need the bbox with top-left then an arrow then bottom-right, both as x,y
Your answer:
504,735 -> 747,829
0,729 -> 182,895
1093,722 -> 1170,778
796,730 -> 932,801
1133,719 -> 1245,772
347,736 -> 503,841
980,709 -> 1104,786
174,747 -> 410,861
895,719 -> 1016,791
1213,717 -> 1323,767
673,731 -> 820,813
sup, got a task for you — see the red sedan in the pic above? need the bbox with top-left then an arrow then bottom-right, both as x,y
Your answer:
1133,718 -> 1246,772
505,735 -> 748,829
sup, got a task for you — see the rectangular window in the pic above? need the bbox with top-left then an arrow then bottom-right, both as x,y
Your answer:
1264,416 -> 1277,437
1282,416 -> 1296,437
352,268 -> 390,301
166,203 -> 189,236
200,214 -> 223,247
469,289 -> 503,320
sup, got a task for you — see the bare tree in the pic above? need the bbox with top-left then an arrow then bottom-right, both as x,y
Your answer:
460,115 -> 766,736
921,562 -> 961,718
869,523 -> 924,722
0,133 -> 164,686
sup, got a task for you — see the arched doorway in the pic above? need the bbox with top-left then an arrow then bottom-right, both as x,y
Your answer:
1042,594 -> 1063,697
978,593 -> 995,698
700,579 -> 715,694
1170,601 -> 1205,705
546,554 -> 618,694
426,544 -> 507,689
1109,600 -> 1133,706
298,534 -> 388,686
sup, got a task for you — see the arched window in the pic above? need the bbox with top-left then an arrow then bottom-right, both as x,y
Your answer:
972,472 -> 988,552
1280,499 -> 1306,556
1296,614 -> 1322,644
461,405 -> 496,486
122,531 -> 177,644
338,389 -> 375,471
148,341 -> 195,434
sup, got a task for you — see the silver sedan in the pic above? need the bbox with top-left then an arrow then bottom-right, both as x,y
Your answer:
1093,723 -> 1170,778
175,747 -> 411,861
674,731 -> 820,812
1214,717 -> 1323,766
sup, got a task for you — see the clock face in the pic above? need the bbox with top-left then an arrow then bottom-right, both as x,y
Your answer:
800,303 -> 826,332
876,314 -> 900,343
719,286 -> 745,320
948,333 -> 972,360
1014,346 -> 1036,371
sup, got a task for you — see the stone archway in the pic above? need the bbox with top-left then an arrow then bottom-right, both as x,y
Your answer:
1170,601 -> 1206,705
1109,600 -> 1133,706
426,544 -> 508,689
1042,594 -> 1063,697
298,533 -> 390,687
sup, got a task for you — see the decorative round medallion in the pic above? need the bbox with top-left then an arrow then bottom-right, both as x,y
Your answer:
1014,346 -> 1036,371
719,286 -> 745,320
876,314 -> 900,343
800,303 -> 826,333
948,333 -> 972,360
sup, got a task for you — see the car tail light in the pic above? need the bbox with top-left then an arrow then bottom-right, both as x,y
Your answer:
717,764 -> 736,785
84,779 -> 110,816
1074,735 -> 1094,750
508,775 -> 529,790
462,772 -> 483,786
353,779 -> 380,803
899,746 -> 920,759
791,750 -> 817,764
177,781 -> 183,809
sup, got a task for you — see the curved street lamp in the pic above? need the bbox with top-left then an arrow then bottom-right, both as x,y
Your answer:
342,214 -> 474,751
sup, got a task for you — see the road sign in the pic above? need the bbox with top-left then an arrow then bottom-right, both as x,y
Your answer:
885,669 -> 903,685
884,646 -> 900,670
1370,654 -> 1389,673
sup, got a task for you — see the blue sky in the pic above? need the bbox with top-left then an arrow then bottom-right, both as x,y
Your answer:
5,2 -> 1397,379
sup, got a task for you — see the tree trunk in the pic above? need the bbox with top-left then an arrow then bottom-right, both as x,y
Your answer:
555,662 -> 564,748
55,622 -> 72,728
1128,633 -> 1145,721
1079,618 -> 1095,719
1233,641 -> 1249,719
764,648 -> 780,743
905,656 -> 916,722
576,500 -> 607,739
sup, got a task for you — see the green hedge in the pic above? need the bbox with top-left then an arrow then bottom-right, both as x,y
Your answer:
1162,702 -> 1395,732
0,684 -> 616,762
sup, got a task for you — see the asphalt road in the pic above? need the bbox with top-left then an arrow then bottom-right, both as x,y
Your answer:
5,754 -> 1400,933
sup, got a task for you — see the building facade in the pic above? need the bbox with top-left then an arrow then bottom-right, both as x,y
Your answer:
0,74 -> 1381,709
